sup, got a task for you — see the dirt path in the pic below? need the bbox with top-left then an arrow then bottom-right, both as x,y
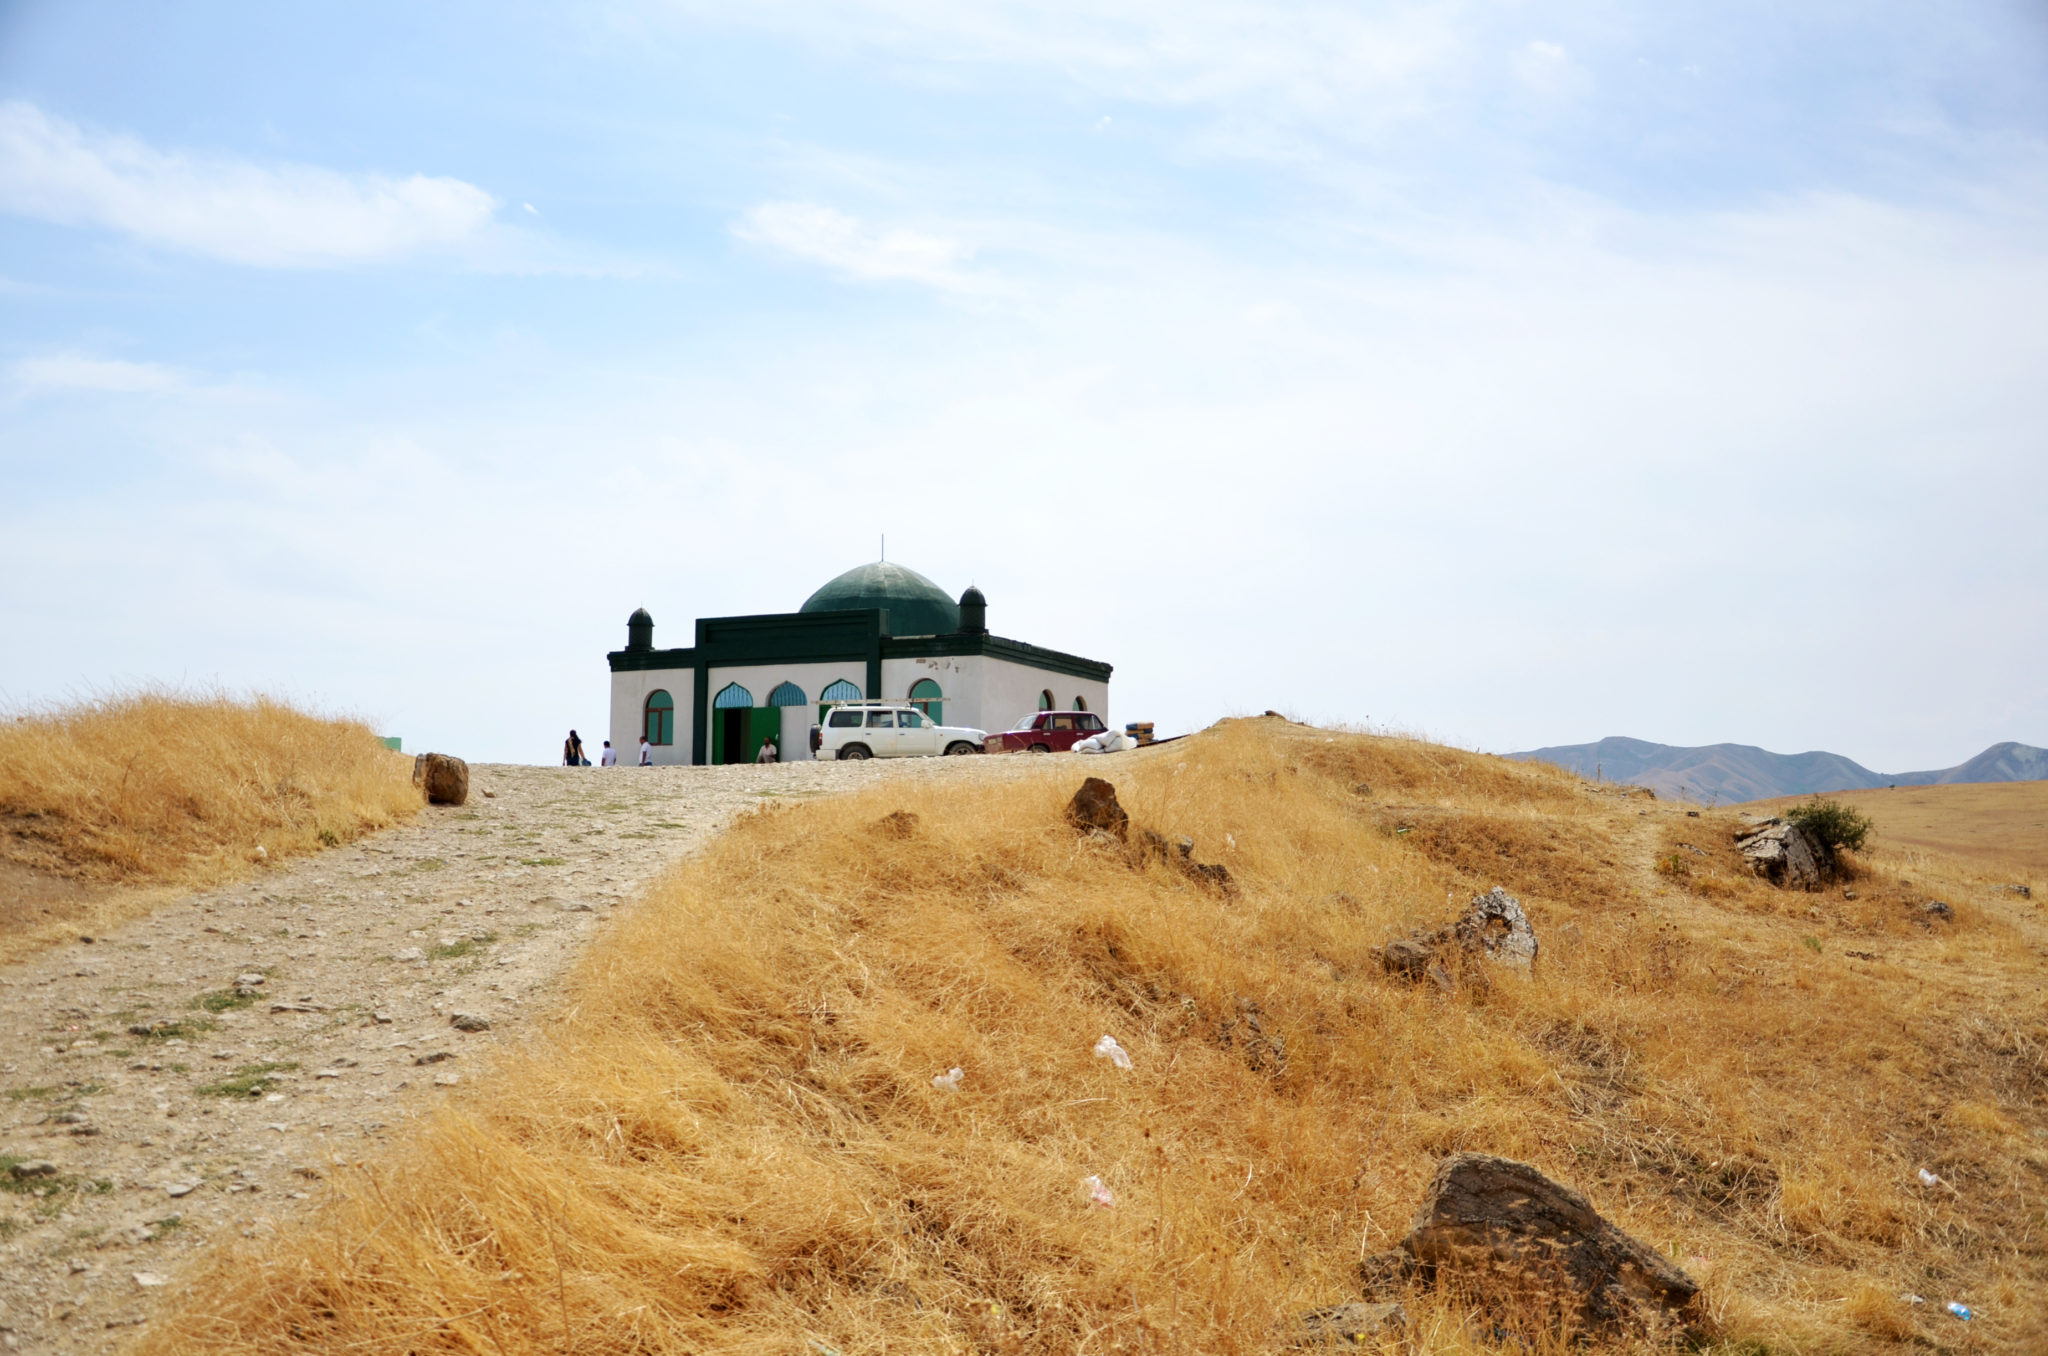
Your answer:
0,755 -> 1041,1353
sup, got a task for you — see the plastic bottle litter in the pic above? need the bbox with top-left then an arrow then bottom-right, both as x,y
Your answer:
1082,1174 -> 1115,1208
1092,1035 -> 1133,1070
1945,1301 -> 1973,1321
932,1067 -> 964,1092
1900,1293 -> 1925,1306
1917,1168 -> 1941,1188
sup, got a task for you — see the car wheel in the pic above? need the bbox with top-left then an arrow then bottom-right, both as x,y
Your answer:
944,741 -> 978,756
1028,743 -> 1051,754
839,744 -> 872,761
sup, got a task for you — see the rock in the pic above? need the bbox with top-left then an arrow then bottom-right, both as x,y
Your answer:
1921,900 -> 1954,921
1400,1152 -> 1698,1333
236,972 -> 266,987
412,752 -> 470,806
9,1160 -> 58,1179
392,947 -> 425,962
1449,887 -> 1538,969
450,1012 -> 491,1032
414,1051 -> 456,1065
558,899 -> 595,913
2005,884 -> 2030,899
132,1272 -> 168,1288
1380,888 -> 1538,982
1295,1301 -> 1406,1345
1181,861 -> 1236,894
1734,819 -> 1828,889
1065,777 -> 1129,842
164,1180 -> 199,1198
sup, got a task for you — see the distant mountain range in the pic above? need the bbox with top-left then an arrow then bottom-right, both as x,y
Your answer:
1508,736 -> 2048,805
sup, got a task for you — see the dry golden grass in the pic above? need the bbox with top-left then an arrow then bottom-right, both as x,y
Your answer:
139,720 -> 2047,1354
0,690 -> 420,942
1746,781 -> 2048,885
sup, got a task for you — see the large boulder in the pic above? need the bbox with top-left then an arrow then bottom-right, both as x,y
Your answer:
1065,777 -> 1129,842
1391,1152 -> 1698,1333
412,753 -> 470,807
1735,818 -> 1827,889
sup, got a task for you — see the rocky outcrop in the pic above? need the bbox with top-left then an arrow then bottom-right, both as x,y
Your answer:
1357,1152 -> 1699,1334
1380,888 -> 1537,984
1070,782 -> 1235,893
412,753 -> 470,807
1734,817 -> 1827,889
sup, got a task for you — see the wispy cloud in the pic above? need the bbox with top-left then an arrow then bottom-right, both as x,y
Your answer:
8,352 -> 188,395
733,200 -> 984,291
0,101 -> 498,267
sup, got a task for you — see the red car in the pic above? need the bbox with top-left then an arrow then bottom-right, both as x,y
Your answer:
985,710 -> 1110,753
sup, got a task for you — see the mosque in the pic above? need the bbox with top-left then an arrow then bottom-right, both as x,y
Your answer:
607,561 -> 1113,764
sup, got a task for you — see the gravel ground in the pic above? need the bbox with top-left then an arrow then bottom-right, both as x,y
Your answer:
0,754 -> 1048,1353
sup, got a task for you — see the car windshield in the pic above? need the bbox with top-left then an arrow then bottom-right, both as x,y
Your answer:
865,710 -> 895,727
1079,714 -> 1105,731
1010,714 -> 1038,730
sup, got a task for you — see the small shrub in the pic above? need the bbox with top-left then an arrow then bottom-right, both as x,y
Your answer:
317,828 -> 340,847
195,989 -> 257,1014
1785,798 -> 1873,851
1655,853 -> 1691,879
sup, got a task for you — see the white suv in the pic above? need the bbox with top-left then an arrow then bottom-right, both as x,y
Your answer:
813,703 -> 987,760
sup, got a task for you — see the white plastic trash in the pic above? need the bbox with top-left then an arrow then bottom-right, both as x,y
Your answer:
1082,1174 -> 1115,1208
932,1067 -> 964,1092
1917,1168 -> 1941,1188
1945,1301 -> 1973,1321
1092,1035 -> 1132,1070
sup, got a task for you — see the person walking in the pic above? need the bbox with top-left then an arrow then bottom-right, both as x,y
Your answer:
599,739 -> 617,767
638,735 -> 652,766
755,735 -> 779,763
564,730 -> 587,767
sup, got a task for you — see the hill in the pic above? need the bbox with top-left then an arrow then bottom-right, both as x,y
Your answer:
141,719 -> 2048,1352
1512,734 -> 2048,803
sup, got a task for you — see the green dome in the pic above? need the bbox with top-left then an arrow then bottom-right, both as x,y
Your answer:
800,561 -> 960,636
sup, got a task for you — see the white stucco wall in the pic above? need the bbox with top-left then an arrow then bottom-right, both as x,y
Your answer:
980,656 -> 1110,734
704,661 -> 868,762
881,654 -> 983,730
609,665 -> 695,766
880,653 -> 1108,736
612,650 -> 1107,765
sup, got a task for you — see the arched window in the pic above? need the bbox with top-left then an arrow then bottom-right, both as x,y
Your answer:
909,678 -> 943,725
818,677 -> 862,722
643,690 -> 674,746
713,682 -> 754,708
1038,689 -> 1054,711
767,681 -> 807,707
1073,695 -> 1088,712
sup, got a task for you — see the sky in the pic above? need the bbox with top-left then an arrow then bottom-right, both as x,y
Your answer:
2,1 -> 2045,770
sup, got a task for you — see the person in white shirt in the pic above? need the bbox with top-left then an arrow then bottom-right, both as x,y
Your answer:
638,737 -> 652,766
599,740 -> 618,767
755,736 -> 778,763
